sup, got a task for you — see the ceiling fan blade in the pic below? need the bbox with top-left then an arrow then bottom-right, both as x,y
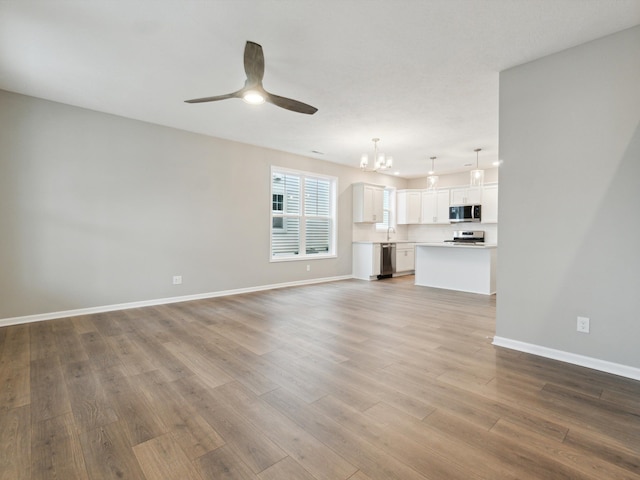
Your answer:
265,92 -> 318,115
244,41 -> 265,84
184,92 -> 239,103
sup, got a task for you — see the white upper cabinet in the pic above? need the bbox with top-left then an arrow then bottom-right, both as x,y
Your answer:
421,189 -> 450,224
450,186 -> 482,205
397,190 -> 422,224
353,183 -> 384,223
481,184 -> 498,223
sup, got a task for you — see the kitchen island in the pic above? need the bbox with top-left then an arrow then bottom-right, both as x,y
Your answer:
414,243 -> 497,295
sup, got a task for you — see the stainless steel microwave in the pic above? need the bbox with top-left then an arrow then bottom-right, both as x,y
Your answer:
449,204 -> 481,223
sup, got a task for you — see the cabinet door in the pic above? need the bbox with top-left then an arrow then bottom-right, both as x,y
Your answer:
370,186 -> 384,223
435,190 -> 450,224
450,187 -> 482,205
450,188 -> 467,205
421,190 -> 450,224
397,190 -> 421,224
373,243 -> 381,275
396,246 -> 415,272
420,191 -> 437,224
353,183 -> 384,223
481,185 -> 498,223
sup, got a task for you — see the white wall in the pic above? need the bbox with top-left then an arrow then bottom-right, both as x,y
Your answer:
496,26 -> 640,370
0,90 -> 408,320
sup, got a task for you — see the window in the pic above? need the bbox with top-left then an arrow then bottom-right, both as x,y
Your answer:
271,167 -> 336,260
376,187 -> 395,230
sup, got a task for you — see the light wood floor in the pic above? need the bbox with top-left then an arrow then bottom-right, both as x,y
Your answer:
2,276 -> 640,479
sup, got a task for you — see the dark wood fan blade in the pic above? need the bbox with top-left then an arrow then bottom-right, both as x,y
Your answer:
265,92 -> 318,115
184,92 -> 239,103
244,41 -> 265,84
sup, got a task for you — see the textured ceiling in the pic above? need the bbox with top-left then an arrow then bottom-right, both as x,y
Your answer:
1,0 -> 639,177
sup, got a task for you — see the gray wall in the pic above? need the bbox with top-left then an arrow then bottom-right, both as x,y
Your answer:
0,90 -> 407,319
497,26 -> 640,368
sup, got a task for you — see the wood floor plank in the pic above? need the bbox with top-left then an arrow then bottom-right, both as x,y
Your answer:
133,370 -> 225,460
363,401 -> 523,480
263,387 -> 431,480
0,405 -> 30,480
79,421 -> 147,480
105,333 -> 158,377
133,433 -> 203,480
80,330 -> 122,371
212,381 -> 358,480
313,394 -> 485,480
424,408 -> 599,480
29,321 -> 57,362
162,340 -> 234,388
0,326 -> 31,412
61,360 -> 119,433
490,417 -> 638,480
30,356 -> 72,423
31,412 -> 89,480
53,318 -> 89,365
196,445 -> 259,480
100,370 -> 167,447
174,375 -> 288,474
258,456 -> 318,480
0,361 -> 29,412
563,426 -> 640,476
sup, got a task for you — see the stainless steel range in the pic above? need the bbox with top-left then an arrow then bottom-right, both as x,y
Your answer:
444,230 -> 485,245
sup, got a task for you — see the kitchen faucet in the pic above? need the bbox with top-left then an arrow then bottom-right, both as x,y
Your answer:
386,226 -> 396,241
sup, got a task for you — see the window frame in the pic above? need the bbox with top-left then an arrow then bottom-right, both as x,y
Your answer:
270,166 -> 338,262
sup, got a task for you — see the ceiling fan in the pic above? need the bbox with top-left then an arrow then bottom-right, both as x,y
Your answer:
185,41 -> 318,115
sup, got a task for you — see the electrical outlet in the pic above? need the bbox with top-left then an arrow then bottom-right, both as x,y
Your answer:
172,275 -> 182,285
306,264 -> 311,272
577,316 -> 590,333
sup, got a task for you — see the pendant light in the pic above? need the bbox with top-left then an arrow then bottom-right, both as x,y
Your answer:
470,148 -> 484,187
360,138 -> 393,172
426,156 -> 439,190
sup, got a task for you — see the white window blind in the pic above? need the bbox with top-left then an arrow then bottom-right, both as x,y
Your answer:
271,168 -> 336,260
376,187 -> 394,229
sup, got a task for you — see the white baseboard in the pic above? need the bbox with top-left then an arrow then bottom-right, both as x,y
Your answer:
0,275 -> 353,328
492,336 -> 640,382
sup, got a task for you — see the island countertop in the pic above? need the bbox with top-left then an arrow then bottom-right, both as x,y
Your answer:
415,243 -> 497,294
414,242 -> 497,249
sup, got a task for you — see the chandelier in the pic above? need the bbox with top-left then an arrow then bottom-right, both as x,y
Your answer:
360,138 -> 393,172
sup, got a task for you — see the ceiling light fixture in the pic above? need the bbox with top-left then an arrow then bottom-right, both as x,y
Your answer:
242,90 -> 265,105
427,156 -> 439,190
360,138 -> 393,172
470,148 -> 484,187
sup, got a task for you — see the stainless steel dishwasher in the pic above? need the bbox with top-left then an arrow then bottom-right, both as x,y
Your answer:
378,243 -> 396,279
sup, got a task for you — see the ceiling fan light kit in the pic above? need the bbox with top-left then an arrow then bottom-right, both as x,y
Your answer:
185,41 -> 317,115
242,90 -> 265,105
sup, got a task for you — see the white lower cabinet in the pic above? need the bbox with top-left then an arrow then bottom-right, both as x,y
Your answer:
395,243 -> 415,273
352,243 -> 381,280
